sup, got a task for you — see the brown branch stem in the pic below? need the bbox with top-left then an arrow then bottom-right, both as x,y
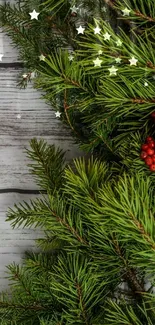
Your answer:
134,10 -> 155,22
51,209 -> 88,246
103,0 -> 115,9
63,90 -> 79,136
132,98 -> 155,104
76,281 -> 89,325
113,237 -> 145,295
129,213 -> 155,250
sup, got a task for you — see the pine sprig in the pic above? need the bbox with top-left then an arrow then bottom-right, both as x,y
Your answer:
1,138 -> 155,323
25,138 -> 65,193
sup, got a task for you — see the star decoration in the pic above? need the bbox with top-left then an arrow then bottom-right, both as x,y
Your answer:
39,54 -> 46,61
144,81 -> 148,87
98,50 -> 103,55
93,57 -> 102,67
103,32 -> 111,41
55,111 -> 61,118
116,39 -> 122,47
76,25 -> 85,34
94,26 -> 101,34
129,56 -> 138,66
69,54 -> 74,61
29,9 -> 40,20
122,7 -> 131,16
0,54 -> 3,61
70,5 -> 79,13
115,57 -> 122,64
108,65 -> 118,76
22,74 -> 27,79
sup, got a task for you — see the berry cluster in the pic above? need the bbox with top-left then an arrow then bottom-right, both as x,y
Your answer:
140,137 -> 155,171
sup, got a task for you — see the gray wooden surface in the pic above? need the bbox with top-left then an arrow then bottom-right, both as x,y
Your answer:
0,0 -> 81,290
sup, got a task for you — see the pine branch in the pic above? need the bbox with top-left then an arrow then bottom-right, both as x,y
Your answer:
0,301 -> 46,311
76,281 -> 89,325
105,299 -> 155,325
112,236 -> 145,296
25,138 -> 65,193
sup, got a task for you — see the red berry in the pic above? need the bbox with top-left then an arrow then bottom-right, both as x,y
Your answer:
148,141 -> 155,148
141,144 -> 149,151
151,112 -> 155,119
146,136 -> 153,143
146,148 -> 154,156
140,151 -> 148,160
71,12 -> 77,16
152,155 -> 155,163
145,157 -> 153,166
149,164 -> 155,171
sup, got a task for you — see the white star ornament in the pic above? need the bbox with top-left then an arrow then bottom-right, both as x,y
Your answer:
116,39 -> 122,47
129,57 -> 138,66
93,57 -> 102,67
115,57 -> 122,64
70,5 -> 79,13
29,9 -> 40,20
55,111 -> 61,118
103,32 -> 111,41
122,8 -> 131,16
76,25 -> 85,34
39,54 -> 46,61
108,66 -> 118,76
94,26 -> 101,34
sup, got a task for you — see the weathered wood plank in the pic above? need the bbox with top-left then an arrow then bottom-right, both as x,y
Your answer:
0,23 -> 82,290
0,192 -> 43,290
0,1 -> 19,62
0,68 -> 81,289
0,68 -> 81,189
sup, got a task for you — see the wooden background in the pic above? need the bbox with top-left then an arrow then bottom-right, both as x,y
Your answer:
0,0 -> 81,290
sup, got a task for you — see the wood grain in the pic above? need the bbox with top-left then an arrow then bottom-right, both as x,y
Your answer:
0,1 -> 81,290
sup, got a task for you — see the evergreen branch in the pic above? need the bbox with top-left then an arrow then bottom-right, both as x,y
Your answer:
112,236 -> 145,295
129,213 -> 155,251
40,0 -> 67,11
25,138 -> 65,193
7,194 -> 88,247
35,50 -> 96,111
76,281 -> 89,325
115,0 -> 155,24
97,132 -> 116,155
63,89 -> 79,136
105,299 -> 153,325
51,253 -> 105,323
132,98 -> 155,104
134,10 -> 155,23
11,269 -> 31,297
24,251 -> 56,274
0,301 -> 45,311
103,0 -> 115,9
52,208 -> 88,245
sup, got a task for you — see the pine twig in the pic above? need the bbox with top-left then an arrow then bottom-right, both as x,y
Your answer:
134,10 -> 155,23
103,0 -> 115,9
0,301 -> 45,311
113,236 -> 145,296
52,209 -> 88,246
76,281 -> 89,325
63,90 -> 79,136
